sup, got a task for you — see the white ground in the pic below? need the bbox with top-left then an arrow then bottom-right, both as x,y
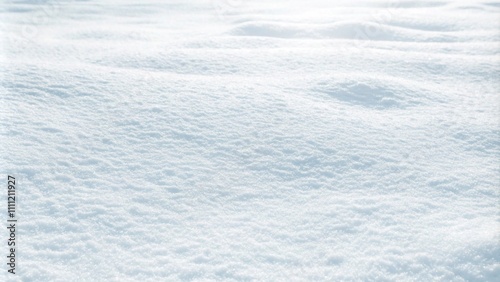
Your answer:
1,0 -> 499,281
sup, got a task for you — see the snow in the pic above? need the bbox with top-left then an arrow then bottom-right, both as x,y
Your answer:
1,0 -> 499,281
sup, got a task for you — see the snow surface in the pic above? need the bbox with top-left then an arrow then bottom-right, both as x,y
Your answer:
1,0 -> 499,281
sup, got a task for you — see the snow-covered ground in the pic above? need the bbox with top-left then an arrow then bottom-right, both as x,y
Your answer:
1,0 -> 499,281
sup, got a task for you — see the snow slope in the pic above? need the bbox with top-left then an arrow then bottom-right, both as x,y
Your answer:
1,0 -> 499,281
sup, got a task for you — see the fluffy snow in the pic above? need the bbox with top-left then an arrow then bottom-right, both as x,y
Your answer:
1,0 -> 499,281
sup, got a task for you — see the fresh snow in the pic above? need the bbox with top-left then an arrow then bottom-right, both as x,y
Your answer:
1,0 -> 499,281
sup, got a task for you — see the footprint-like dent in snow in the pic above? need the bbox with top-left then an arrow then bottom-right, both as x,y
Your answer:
483,2 -> 500,7
314,77 -> 426,109
230,22 -> 309,38
391,1 -> 448,8
229,21 -> 454,42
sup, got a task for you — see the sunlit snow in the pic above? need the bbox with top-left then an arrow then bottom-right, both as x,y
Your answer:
1,0 -> 499,281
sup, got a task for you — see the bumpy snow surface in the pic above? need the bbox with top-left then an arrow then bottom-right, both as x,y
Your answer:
1,0 -> 499,281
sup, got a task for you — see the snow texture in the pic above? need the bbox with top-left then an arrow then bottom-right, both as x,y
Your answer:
1,0 -> 499,281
